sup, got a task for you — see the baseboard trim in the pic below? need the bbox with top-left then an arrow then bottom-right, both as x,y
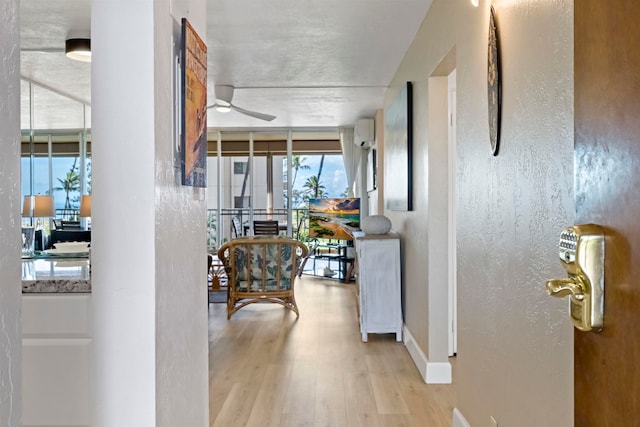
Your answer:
426,361 -> 452,383
403,324 -> 452,384
403,325 -> 428,379
452,408 -> 471,427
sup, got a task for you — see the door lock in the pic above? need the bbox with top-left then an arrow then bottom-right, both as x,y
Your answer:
546,224 -> 604,332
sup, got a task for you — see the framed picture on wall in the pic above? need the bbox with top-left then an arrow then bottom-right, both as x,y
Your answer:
180,18 -> 208,187
384,81 -> 413,211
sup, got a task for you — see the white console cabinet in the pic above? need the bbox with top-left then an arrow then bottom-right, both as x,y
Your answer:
22,294 -> 92,427
354,231 -> 402,342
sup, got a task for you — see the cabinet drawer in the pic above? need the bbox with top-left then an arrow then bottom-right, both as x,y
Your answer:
22,294 -> 91,338
23,338 -> 91,426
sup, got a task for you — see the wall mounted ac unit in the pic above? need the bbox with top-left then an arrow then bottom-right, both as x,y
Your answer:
354,118 -> 375,148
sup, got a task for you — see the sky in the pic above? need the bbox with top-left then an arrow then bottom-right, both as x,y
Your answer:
21,157 -> 86,210
22,153 -> 348,212
290,154 -> 348,198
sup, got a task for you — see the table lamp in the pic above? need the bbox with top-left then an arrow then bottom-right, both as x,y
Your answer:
79,195 -> 91,230
23,195 -> 55,250
79,195 -> 91,217
21,197 -> 35,257
33,195 -> 54,218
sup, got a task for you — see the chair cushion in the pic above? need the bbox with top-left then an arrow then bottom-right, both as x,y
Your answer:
230,239 -> 297,291
237,279 -> 291,292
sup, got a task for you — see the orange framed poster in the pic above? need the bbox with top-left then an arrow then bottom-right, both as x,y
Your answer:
181,18 -> 207,187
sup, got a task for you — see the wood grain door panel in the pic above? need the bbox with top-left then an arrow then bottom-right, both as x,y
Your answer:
575,1 -> 640,425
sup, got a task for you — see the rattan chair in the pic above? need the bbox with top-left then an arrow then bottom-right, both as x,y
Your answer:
217,236 -> 308,319
208,253 -> 228,306
232,216 -> 243,238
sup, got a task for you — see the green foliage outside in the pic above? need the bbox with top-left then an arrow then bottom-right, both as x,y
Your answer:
53,158 -> 80,209
207,211 -> 217,249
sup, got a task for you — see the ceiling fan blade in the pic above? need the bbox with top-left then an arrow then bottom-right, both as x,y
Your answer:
231,104 -> 276,121
209,85 -> 276,121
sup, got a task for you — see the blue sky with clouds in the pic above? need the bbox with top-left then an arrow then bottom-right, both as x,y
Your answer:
22,157 -> 85,210
291,154 -> 347,198
23,154 -> 348,212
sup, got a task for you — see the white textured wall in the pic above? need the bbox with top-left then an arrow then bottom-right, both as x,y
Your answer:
0,0 -> 22,425
154,1 -> 209,425
92,0 -> 157,423
91,0 -> 208,425
385,0 -> 574,425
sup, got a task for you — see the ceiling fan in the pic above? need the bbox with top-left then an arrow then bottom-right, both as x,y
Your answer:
206,85 -> 276,122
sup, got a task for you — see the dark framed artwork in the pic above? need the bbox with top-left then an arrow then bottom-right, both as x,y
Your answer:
487,5 -> 501,156
181,18 -> 208,187
384,81 -> 413,211
366,148 -> 377,192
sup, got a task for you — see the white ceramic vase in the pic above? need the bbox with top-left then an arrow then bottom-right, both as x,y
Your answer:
361,215 -> 392,234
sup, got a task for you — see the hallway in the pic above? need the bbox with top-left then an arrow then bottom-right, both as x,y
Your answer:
208,276 -> 456,426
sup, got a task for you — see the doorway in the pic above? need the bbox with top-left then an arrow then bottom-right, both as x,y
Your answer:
420,47 -> 456,381
448,69 -> 457,356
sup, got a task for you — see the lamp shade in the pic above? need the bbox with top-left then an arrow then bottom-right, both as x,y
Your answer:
32,195 -> 55,217
79,195 -> 92,217
23,195 -> 55,217
22,196 -> 32,217
65,38 -> 91,62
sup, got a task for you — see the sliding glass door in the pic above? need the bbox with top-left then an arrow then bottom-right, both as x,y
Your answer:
205,130 -> 346,249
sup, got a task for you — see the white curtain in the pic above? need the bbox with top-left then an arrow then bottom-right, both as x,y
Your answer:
340,127 -> 362,197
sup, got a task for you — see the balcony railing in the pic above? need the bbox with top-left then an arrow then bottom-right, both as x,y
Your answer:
55,208 -> 80,220
49,208 -> 310,250
207,208 -> 310,249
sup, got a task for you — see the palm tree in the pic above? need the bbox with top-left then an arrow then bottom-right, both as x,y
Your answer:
303,175 -> 326,199
291,189 -> 304,208
284,156 -> 310,209
53,158 -> 80,209
315,155 -> 325,198
85,159 -> 92,194
291,155 -> 310,189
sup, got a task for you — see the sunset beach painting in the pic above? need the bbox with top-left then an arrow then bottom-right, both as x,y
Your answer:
309,198 -> 360,240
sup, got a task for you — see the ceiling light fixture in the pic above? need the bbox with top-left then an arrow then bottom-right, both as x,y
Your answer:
65,38 -> 91,62
214,100 -> 232,113
471,0 -> 479,6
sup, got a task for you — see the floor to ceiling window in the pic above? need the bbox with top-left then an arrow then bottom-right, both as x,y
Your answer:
21,155 -> 91,219
205,131 -> 346,249
19,82 -> 349,250
20,80 -> 91,230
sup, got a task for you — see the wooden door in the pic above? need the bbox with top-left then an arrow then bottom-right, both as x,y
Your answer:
574,1 -> 640,424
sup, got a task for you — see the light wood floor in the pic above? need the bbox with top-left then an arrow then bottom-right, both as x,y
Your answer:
208,275 -> 456,427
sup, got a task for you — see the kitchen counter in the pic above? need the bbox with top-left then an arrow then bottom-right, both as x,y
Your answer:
21,252 -> 92,425
22,257 -> 91,293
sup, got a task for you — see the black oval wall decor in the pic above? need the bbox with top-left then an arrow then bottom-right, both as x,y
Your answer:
488,5 -> 501,156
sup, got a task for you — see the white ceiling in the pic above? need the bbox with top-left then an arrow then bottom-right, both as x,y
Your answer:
19,0 -> 433,131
